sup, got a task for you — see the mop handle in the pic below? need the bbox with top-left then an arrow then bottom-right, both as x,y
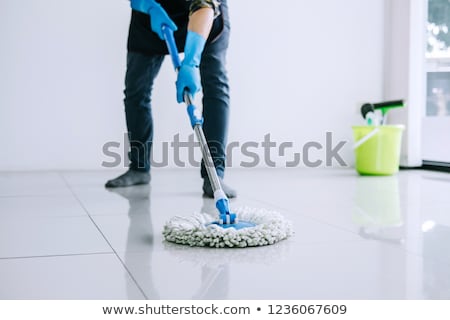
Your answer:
162,25 -> 223,198
372,100 -> 404,109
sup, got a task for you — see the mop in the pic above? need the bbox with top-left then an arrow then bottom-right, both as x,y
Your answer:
360,100 -> 404,125
161,26 -> 293,248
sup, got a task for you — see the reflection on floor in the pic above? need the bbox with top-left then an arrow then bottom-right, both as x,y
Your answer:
0,168 -> 449,299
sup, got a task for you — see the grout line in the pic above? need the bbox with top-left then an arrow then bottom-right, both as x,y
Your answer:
0,193 -> 73,198
0,252 -> 115,261
58,172 -> 149,300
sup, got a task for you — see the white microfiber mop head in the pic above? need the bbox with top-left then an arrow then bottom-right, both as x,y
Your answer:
163,207 -> 294,248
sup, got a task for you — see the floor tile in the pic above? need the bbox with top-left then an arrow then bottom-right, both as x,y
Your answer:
0,172 -> 71,197
1,168 -> 450,300
0,254 -> 145,299
0,216 -> 112,258
121,240 -> 447,299
0,195 -> 87,218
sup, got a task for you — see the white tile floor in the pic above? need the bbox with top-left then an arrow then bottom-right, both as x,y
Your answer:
0,168 -> 449,299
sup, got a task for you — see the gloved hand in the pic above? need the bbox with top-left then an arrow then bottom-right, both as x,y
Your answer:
130,0 -> 177,40
130,0 -> 154,13
176,31 -> 206,103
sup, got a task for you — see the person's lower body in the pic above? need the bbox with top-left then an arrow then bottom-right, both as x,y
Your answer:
105,52 -> 164,188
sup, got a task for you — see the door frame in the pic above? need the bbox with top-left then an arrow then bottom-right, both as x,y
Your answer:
383,0 -> 427,168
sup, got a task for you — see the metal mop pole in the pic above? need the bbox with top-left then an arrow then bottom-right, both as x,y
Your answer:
162,26 -> 235,225
183,94 -> 222,194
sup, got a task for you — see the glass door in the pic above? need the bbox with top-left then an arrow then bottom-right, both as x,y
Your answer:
423,0 -> 450,166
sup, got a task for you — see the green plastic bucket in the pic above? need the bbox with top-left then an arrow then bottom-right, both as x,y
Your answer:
352,125 -> 404,175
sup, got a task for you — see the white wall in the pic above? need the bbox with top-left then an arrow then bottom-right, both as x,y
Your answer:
0,0 -> 385,171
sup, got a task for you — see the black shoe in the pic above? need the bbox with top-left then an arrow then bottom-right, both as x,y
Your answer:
105,170 -> 150,188
202,177 -> 237,199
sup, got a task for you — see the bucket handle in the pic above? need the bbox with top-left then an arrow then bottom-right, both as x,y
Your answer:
353,128 -> 380,150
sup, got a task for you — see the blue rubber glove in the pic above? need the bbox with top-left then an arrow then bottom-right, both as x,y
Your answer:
130,0 -> 154,13
176,31 -> 206,103
130,0 -> 177,40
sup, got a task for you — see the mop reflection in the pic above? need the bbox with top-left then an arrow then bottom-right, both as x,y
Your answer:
163,197 -> 291,300
353,176 -> 404,244
194,197 -> 229,300
108,184 -> 160,299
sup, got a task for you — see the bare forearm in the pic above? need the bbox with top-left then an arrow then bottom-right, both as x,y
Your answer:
188,8 -> 214,39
